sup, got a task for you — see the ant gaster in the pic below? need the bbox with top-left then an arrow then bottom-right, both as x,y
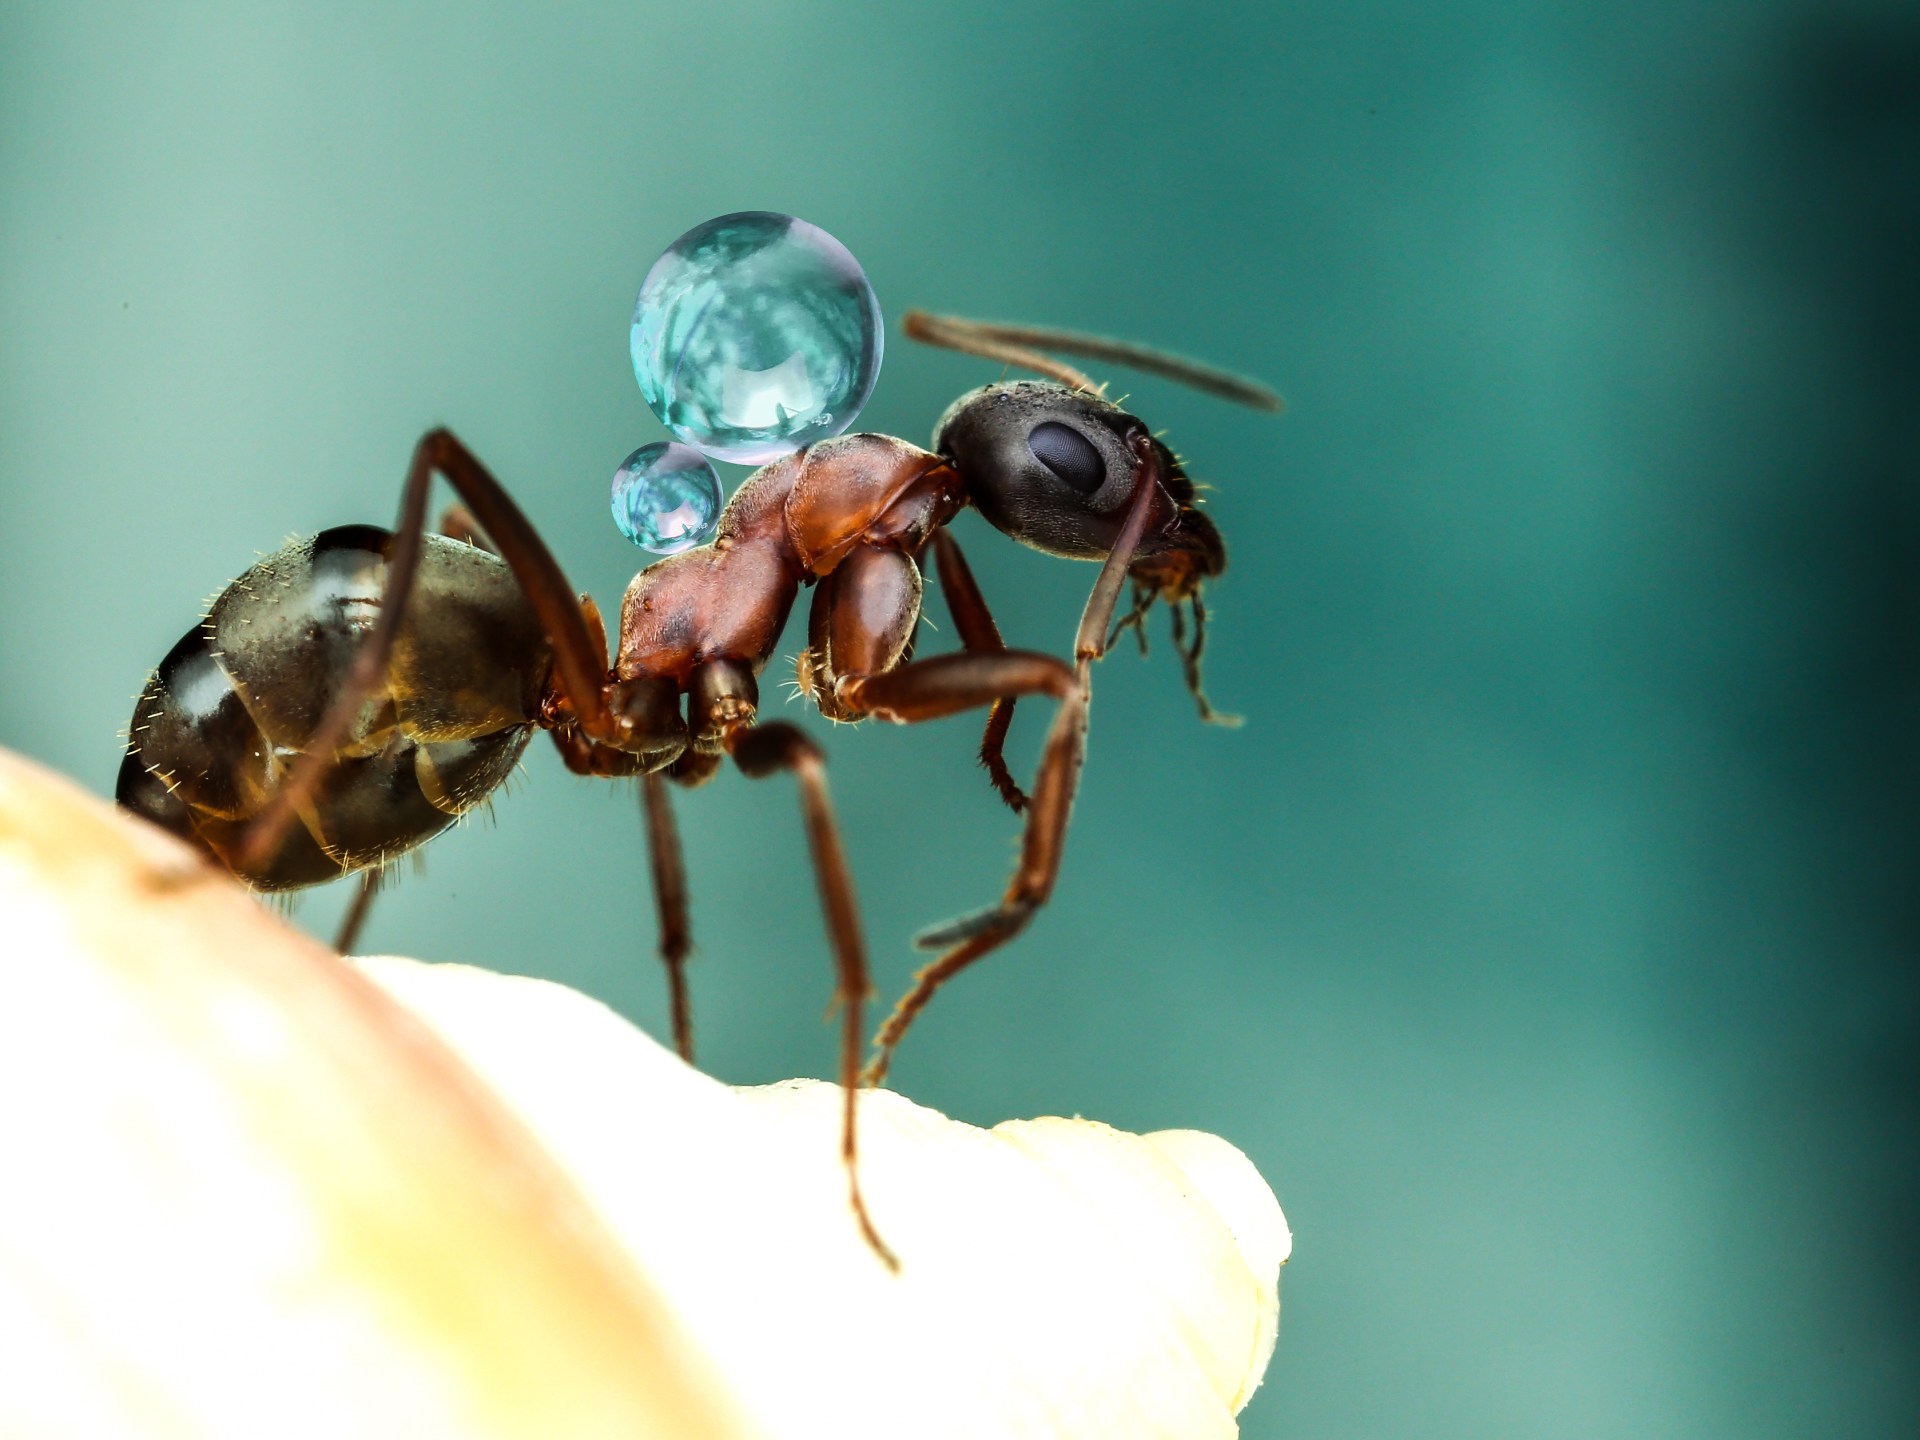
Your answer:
116,311 -> 1281,1266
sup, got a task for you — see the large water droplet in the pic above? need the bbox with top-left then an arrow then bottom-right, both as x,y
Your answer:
630,212 -> 883,465
610,442 -> 724,554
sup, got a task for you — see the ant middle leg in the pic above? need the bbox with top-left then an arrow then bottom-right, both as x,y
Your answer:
685,659 -> 896,1269
641,771 -> 695,1063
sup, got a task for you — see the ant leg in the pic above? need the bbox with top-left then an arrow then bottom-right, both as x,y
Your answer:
333,866 -> 382,954
978,702 -> 1021,809
231,428 -> 616,879
642,771 -> 695,1063
862,445 -> 1170,1084
856,670 -> 1085,1088
688,660 -> 894,1268
730,719 -> 896,1270
805,545 -> 1081,1085
543,669 -> 695,1061
929,531 -> 1026,814
1071,432 -> 1169,670
814,546 -> 1076,732
549,718 -> 695,1061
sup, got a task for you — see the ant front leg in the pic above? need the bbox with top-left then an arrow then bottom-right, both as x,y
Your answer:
801,545 -> 1083,1087
856,443 -> 1170,1086
853,655 -> 1084,1088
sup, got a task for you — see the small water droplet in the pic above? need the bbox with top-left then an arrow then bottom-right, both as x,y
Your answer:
610,442 -> 724,554
630,211 -> 883,464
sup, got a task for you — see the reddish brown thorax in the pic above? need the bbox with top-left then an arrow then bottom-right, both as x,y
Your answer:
614,434 -> 963,688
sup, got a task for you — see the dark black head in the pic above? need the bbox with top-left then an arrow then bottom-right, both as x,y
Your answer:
932,380 -> 1224,593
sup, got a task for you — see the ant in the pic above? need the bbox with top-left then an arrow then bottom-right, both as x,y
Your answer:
116,310 -> 1280,1265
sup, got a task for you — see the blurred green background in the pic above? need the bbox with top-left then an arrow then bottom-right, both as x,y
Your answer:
3,1 -> 1915,1434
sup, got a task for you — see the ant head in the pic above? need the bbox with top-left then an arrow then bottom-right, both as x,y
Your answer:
933,381 -> 1225,589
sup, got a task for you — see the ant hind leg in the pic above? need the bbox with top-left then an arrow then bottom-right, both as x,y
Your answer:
229,428 -> 618,881
333,865 -> 383,954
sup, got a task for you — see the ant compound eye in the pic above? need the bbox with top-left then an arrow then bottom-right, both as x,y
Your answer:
1027,421 -> 1106,495
934,382 -> 1160,560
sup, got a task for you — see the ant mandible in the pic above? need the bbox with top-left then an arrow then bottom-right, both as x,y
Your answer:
116,310 -> 1280,1265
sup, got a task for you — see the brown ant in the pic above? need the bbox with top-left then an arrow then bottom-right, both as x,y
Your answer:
116,311 -> 1280,1265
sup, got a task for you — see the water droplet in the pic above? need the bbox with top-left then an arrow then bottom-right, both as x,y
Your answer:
610,442 -> 724,554
630,212 -> 883,465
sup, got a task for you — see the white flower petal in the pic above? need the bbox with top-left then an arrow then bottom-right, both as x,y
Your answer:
356,955 -> 1289,1440
0,746 -> 1288,1439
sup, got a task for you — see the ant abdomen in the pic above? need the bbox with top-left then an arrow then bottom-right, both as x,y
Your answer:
117,525 -> 550,889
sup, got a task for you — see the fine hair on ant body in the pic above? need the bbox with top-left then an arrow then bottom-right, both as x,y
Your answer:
117,310 -> 1280,1265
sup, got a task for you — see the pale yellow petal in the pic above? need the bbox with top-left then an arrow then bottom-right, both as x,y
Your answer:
0,749 -> 751,1440
0,744 -> 1288,1440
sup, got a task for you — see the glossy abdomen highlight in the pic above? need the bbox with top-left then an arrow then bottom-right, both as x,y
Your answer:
117,526 -> 550,889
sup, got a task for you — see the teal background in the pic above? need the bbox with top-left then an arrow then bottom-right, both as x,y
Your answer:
3,2 -> 1915,1435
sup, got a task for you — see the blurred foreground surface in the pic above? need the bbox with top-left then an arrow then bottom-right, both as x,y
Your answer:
0,746 -> 1286,1440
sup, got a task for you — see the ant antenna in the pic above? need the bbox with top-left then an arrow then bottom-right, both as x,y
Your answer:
904,311 -> 1101,394
903,310 -> 1283,412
